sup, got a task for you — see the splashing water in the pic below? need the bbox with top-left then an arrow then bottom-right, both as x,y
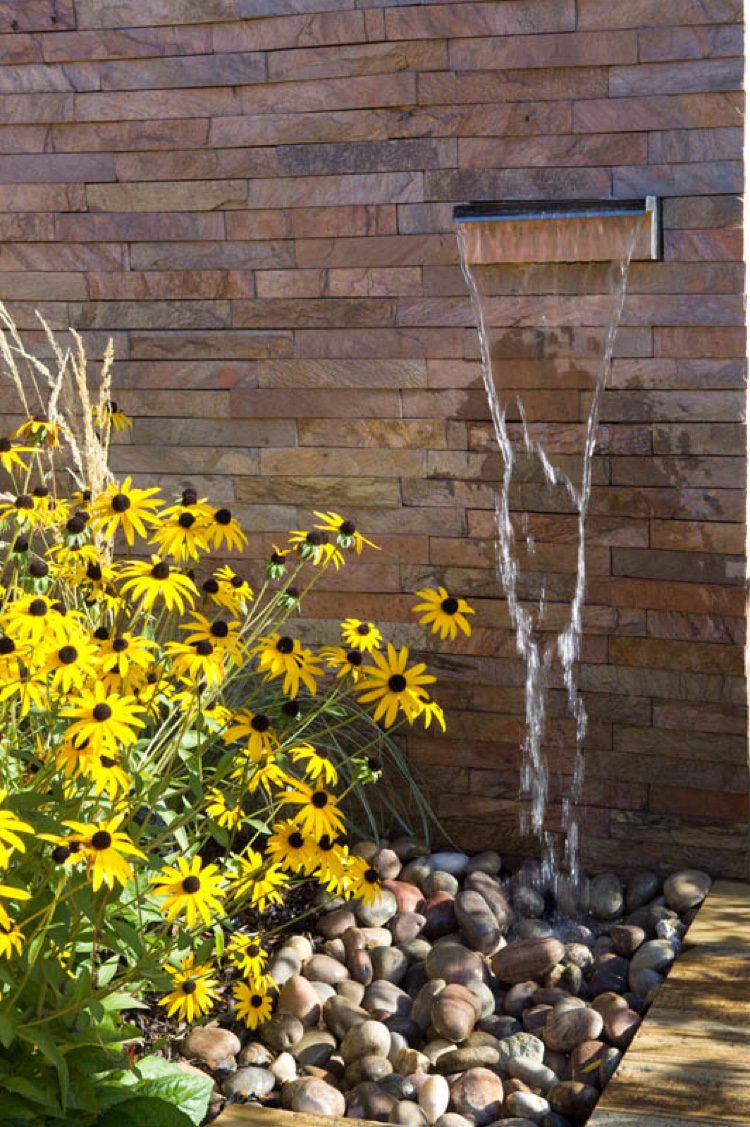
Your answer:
456,218 -> 641,903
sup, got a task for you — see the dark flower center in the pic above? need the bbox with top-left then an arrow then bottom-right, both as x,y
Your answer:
29,598 -> 47,617
151,561 -> 170,580
388,674 -> 407,693
251,714 -> 270,733
182,875 -> 201,894
91,830 -> 112,850
367,754 -> 383,771
194,640 -> 213,656
66,514 -> 86,535
288,832 -> 304,849
271,552 -> 285,565
0,637 -> 15,655
318,835 -> 333,852
214,508 -> 232,525
0,438 -> 10,453
93,703 -> 112,722
15,494 -> 33,510
33,414 -> 48,423
441,597 -> 459,615
311,790 -> 329,809
357,624 -> 370,635
306,530 -> 325,546
281,700 -> 299,717
112,637 -> 128,653
341,519 -> 356,535
247,943 -> 260,957
58,645 -> 78,665
182,488 -> 198,506
13,536 -> 28,553
52,844 -> 70,863
251,994 -> 263,1008
230,575 -> 245,589
68,839 -> 83,853
346,650 -> 363,666
181,980 -> 197,995
33,487 -> 48,498
276,636 -> 294,654
111,493 -> 131,513
100,755 -> 116,768
210,620 -> 229,638
202,578 -> 219,594
29,559 -> 48,578
86,563 -> 102,582
178,512 -> 195,529
93,626 -> 109,641
82,490 -> 92,502
364,867 -> 379,884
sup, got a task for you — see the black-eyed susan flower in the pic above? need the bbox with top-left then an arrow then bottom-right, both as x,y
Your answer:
227,932 -> 268,980
319,644 -> 365,684
231,753 -> 292,797
229,850 -> 288,912
40,635 -> 98,694
0,663 -> 49,718
149,509 -> 210,563
204,506 -> 247,553
2,595 -> 72,645
161,487 -> 214,524
288,528 -> 344,570
313,511 -> 380,555
61,816 -> 146,892
266,544 -> 289,581
345,853 -> 383,907
266,819 -> 316,874
81,752 -> 132,800
151,855 -> 225,928
313,834 -> 350,898
406,690 -> 447,733
13,414 -> 63,449
279,779 -> 345,840
290,743 -> 338,786
233,980 -> 274,1030
210,565 -> 254,613
180,612 -> 245,664
120,556 -> 198,613
0,436 -> 32,476
356,643 -> 436,728
0,919 -> 24,959
90,477 -> 162,546
62,683 -> 146,754
93,400 -> 133,434
252,633 -> 322,699
159,954 -> 219,1024
223,708 -> 279,760
165,640 -> 225,688
0,790 -> 33,868
0,883 -> 30,932
205,788 -> 244,830
412,585 -> 475,641
96,631 -> 158,684
340,618 -> 382,654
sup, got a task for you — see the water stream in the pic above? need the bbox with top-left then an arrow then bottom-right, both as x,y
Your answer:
456,217 -> 641,904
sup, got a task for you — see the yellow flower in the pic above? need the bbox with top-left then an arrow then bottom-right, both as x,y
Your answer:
313,511 -> 380,555
149,509 -> 210,563
205,788 -> 244,830
290,743 -> 338,786
90,477 -> 162,546
62,683 -> 146,754
229,850 -> 287,913
180,612 -> 245,664
0,883 -> 31,931
0,436 -> 32,476
61,816 -> 146,892
96,631 -> 158,685
223,708 -> 279,760
0,790 -> 33,868
2,595 -> 71,646
357,643 -> 436,728
345,853 -> 383,907
252,633 -> 322,699
120,556 -> 198,614
289,528 -> 344,570
411,586 -> 475,641
204,506 -> 247,553
0,919 -> 24,959
233,980 -> 274,1030
81,752 -> 132,800
313,834 -> 350,897
203,565 -> 253,613
151,855 -> 225,928
93,399 -> 133,433
340,618 -> 382,654
13,414 -> 62,449
159,954 -> 219,1024
227,933 -> 268,980
160,488 -> 214,524
165,640 -> 225,688
40,636 -> 99,694
266,819 -> 316,874
319,644 -> 365,684
406,690 -> 446,732
279,779 -> 345,841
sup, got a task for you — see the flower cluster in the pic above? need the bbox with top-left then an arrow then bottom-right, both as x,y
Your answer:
0,380 -> 475,1065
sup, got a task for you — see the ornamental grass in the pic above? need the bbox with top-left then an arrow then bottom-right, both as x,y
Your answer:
0,308 -> 474,1127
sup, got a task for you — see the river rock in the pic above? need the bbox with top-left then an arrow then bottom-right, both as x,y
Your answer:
630,938 -> 677,975
603,1006 -> 641,1050
348,947 -> 374,986
513,887 -> 544,918
318,907 -> 357,939
402,937 -> 433,964
464,979 -> 496,1019
180,1025 -> 240,1068
589,873 -> 624,921
412,978 -> 446,1030
506,1057 -> 558,1093
664,869 -> 711,913
290,1077 -> 346,1117
278,975 -> 321,1027
466,851 -> 502,876
504,981 -> 538,1018
465,871 -> 513,932
628,964 -> 664,998
345,1054 -> 393,1086
492,938 -> 565,984
610,924 -> 645,958
422,893 -> 458,940
260,1013 -> 304,1052
548,1080 -> 599,1121
425,871 -> 460,898
434,1116 -> 474,1127
496,1032 -> 545,1069
371,945 -> 408,985
341,1018 -> 392,1063
516,919 -> 555,940
455,890 -> 502,954
598,1046 -> 622,1086
268,946 -> 303,986
625,871 -> 661,911
322,994 -> 369,1039
347,1080 -> 397,1120
270,1052 -> 297,1084
522,1004 -> 552,1033
291,1029 -> 336,1067
338,979 -> 365,1005
478,1015 -> 522,1039
589,953 -> 629,996
392,1100 -> 430,1127
391,911 -> 427,945
449,1067 -> 504,1126
401,858 -> 434,889
363,979 -> 412,1018
543,1004 -> 604,1052
569,1039 -> 607,1085
372,847 -> 401,880
506,1090 -> 551,1122
221,1066 -> 275,1099
431,851 -> 470,876
435,1046 -> 501,1074
431,983 -> 481,1042
414,1072 -> 449,1123
426,941 -> 484,985
304,953 -> 349,985
384,880 -> 426,914
355,888 -> 398,928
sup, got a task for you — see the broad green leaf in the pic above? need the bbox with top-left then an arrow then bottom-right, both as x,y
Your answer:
99,992 -> 150,1014
96,1096 -> 194,1127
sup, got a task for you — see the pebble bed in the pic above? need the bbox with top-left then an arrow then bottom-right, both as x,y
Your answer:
178,841 -> 712,1127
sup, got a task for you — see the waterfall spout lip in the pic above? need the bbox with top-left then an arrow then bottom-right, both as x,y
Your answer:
453,198 -> 658,223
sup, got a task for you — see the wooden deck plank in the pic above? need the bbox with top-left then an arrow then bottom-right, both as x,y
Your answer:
589,880 -> 750,1127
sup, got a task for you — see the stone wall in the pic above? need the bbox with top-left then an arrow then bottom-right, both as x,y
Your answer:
0,0 -> 745,876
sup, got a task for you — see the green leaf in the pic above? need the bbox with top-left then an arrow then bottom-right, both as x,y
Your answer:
96,1096 -> 194,1127
97,1056 -> 213,1126
0,1005 -> 20,1047
18,1027 -> 69,1110
99,992 -> 150,1014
